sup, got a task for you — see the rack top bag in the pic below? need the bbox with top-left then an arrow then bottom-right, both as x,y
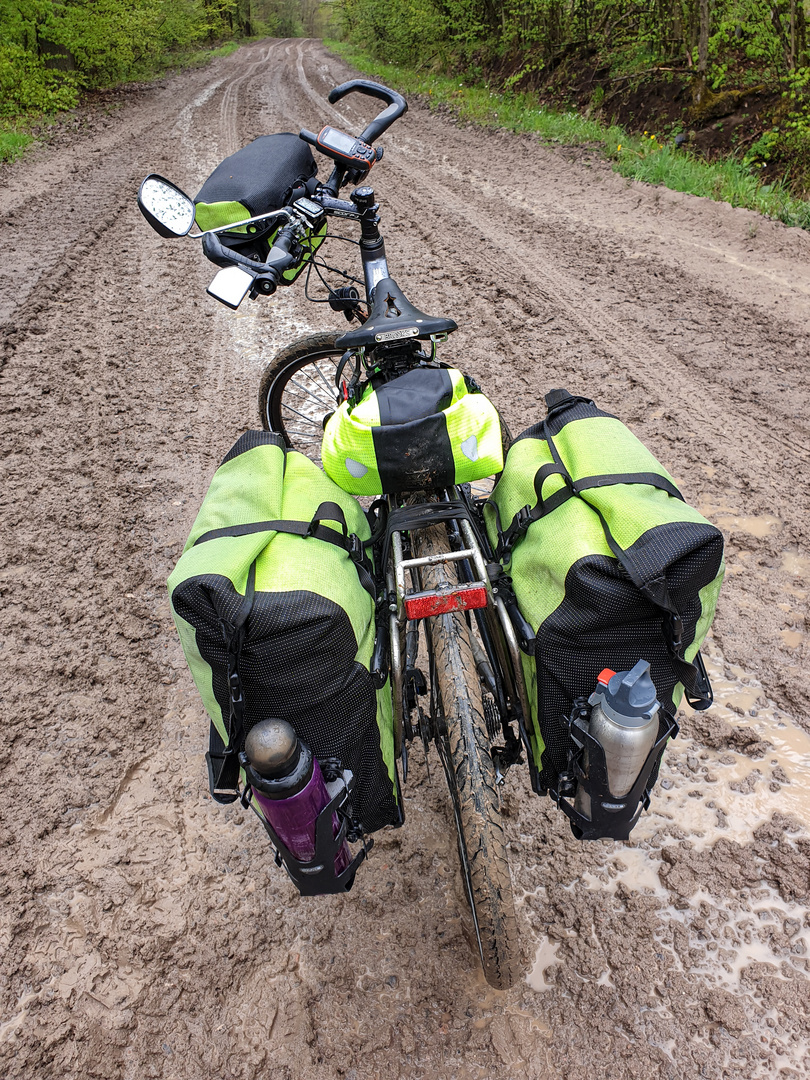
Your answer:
322,366 -> 503,496
168,431 -> 398,835
485,390 -> 725,791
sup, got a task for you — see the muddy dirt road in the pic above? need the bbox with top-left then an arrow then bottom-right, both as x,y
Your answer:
1,38 -> 809,1080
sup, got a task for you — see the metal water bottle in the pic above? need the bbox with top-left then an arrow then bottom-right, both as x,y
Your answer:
574,660 -> 661,820
243,719 -> 350,874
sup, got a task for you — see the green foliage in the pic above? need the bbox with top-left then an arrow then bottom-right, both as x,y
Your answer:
0,0 -> 315,130
340,0 -> 446,67
0,41 -> 79,115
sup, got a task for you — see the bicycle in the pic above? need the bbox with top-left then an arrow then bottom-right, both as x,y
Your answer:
138,79 -> 532,990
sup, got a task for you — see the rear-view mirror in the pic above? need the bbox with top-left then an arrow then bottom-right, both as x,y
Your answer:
138,174 -> 195,237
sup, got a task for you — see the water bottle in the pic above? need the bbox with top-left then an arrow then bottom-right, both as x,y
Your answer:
243,719 -> 350,874
574,660 -> 661,821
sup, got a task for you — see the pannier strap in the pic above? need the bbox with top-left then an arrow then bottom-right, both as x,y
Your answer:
193,502 -> 376,599
573,472 -> 684,502
495,466 -> 682,562
207,559 -> 257,803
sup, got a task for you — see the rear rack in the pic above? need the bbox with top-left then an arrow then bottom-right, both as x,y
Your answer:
383,497 -> 533,776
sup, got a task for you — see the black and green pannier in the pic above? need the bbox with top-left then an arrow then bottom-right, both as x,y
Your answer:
168,431 -> 399,834
322,366 -> 503,496
194,133 -> 326,283
485,389 -> 724,792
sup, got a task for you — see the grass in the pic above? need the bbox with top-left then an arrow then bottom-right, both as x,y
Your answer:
327,40 -> 810,231
0,126 -> 35,164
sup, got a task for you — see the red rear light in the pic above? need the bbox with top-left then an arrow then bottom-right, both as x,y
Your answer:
404,585 -> 488,620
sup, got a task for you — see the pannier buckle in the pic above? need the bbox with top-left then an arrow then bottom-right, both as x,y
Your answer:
514,505 -> 532,534
667,613 -> 684,652
228,669 -> 244,706
347,532 -> 364,563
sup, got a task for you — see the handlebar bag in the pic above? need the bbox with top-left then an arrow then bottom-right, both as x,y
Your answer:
484,390 -> 725,794
321,366 -> 504,496
194,133 -> 325,284
167,431 -> 398,835
194,133 -> 318,232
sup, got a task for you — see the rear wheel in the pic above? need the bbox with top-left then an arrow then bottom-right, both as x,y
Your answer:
258,332 -> 343,466
415,523 -> 521,990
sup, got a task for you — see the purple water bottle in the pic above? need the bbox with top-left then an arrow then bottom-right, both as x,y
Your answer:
243,719 -> 351,875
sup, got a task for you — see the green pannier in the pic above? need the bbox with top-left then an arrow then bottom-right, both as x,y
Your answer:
168,431 -> 398,834
322,366 -> 503,496
194,133 -> 326,283
485,390 -> 725,792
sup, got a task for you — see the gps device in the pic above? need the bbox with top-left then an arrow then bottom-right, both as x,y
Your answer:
299,126 -> 382,171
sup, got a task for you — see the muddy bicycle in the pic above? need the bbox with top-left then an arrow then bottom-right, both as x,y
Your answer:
139,79 -> 529,988
138,78 -> 723,993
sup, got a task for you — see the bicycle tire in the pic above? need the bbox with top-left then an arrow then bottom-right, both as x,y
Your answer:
258,332 -> 343,464
415,523 -> 521,990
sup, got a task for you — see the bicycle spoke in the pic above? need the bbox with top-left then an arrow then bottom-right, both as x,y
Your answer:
311,361 -> 338,398
282,402 -> 324,426
287,374 -> 334,409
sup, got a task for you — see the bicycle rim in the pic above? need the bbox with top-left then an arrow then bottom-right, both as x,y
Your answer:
258,332 -> 343,466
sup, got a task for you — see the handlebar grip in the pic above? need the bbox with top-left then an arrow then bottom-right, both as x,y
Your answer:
326,79 -> 407,144
202,224 -> 299,280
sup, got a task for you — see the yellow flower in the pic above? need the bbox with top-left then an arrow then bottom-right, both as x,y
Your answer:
617,143 -> 622,151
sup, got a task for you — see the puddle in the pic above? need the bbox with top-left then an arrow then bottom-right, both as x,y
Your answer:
526,937 -> 561,992
657,885 -> 810,987
696,501 -> 782,539
713,513 -> 781,538
781,628 -> 804,649
781,547 -> 810,580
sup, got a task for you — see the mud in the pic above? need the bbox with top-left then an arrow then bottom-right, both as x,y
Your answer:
1,38 -> 809,1080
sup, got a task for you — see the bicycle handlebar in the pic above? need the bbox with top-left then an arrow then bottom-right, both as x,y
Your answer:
327,80 -> 408,144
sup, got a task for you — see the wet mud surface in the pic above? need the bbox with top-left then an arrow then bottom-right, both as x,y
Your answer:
1,38 -> 809,1080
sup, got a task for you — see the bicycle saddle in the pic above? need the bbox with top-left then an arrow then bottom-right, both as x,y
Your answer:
336,277 -> 457,350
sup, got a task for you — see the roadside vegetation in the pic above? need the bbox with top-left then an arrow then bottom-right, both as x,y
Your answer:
328,41 -> 810,229
331,0 -> 810,226
0,0 -> 322,162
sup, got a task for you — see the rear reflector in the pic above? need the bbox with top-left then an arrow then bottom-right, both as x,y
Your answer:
404,584 -> 488,620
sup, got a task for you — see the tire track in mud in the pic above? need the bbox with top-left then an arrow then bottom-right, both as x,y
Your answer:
1,37 -> 809,1080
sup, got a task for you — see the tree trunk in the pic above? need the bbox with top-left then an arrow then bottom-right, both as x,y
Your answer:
698,0 -> 709,73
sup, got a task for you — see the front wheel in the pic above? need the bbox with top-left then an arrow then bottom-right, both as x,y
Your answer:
415,524 -> 521,990
258,332 -> 343,466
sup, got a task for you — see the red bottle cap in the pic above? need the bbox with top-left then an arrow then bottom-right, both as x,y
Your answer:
597,668 -> 616,686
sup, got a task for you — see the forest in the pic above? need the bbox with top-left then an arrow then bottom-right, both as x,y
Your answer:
0,0 -> 320,115
2,0 -> 809,193
337,0 -> 810,189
